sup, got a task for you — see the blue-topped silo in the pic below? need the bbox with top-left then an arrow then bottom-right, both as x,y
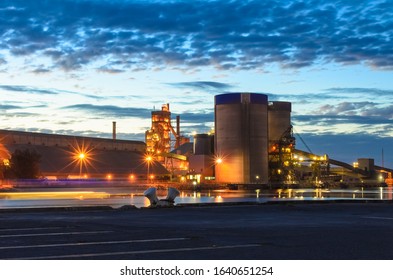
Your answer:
214,93 -> 268,184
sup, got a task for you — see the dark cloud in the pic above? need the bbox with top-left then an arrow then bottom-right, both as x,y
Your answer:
0,104 -> 22,110
0,0 -> 392,71
267,87 -> 393,105
0,84 -> 105,100
62,103 -> 214,125
3,111 -> 41,117
291,88 -> 393,139
96,66 -> 126,74
31,67 -> 51,74
313,102 -> 378,115
178,111 -> 214,124
175,100 -> 210,105
294,114 -> 393,127
325,88 -> 393,97
0,85 -> 58,95
62,104 -> 152,118
168,81 -> 233,93
310,98 -> 393,120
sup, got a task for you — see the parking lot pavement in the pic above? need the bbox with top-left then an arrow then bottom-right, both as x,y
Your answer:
0,202 -> 393,260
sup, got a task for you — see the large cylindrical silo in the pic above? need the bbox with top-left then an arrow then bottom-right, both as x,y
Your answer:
214,93 -> 268,184
268,101 -> 292,142
193,133 -> 214,155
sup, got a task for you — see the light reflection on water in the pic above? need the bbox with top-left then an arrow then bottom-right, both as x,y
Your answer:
0,186 -> 392,209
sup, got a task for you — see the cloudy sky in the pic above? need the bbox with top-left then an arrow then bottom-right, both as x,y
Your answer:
0,0 -> 392,167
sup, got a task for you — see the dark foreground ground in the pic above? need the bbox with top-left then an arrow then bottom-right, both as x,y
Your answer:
0,201 -> 393,260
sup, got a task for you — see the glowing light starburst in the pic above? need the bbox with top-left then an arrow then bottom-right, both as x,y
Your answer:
144,153 -> 155,183
63,140 -> 96,178
212,154 -> 227,167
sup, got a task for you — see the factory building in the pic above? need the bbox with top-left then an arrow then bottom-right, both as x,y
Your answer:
145,103 -> 189,156
0,129 -> 169,180
145,103 -> 190,176
145,104 -> 172,155
186,94 -> 295,185
2,93 -> 391,188
0,129 -> 145,152
214,93 -> 269,184
268,101 -> 296,183
188,133 -> 215,182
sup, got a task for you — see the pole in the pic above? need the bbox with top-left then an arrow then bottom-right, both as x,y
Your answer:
147,161 -> 150,184
79,160 -> 82,180
112,121 -> 116,141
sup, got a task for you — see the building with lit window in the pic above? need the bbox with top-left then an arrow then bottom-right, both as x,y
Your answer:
0,129 -> 169,181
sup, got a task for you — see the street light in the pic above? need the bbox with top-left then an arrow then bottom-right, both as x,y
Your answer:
69,141 -> 94,180
214,156 -> 224,182
145,155 -> 153,184
78,153 -> 85,179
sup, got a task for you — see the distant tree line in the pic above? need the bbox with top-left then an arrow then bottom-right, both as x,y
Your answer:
1,149 -> 41,179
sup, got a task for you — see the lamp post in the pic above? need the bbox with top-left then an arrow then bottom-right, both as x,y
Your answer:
78,153 -> 85,179
146,155 -> 152,184
215,157 -> 223,182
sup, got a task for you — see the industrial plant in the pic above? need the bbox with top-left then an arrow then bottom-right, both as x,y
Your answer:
0,92 -> 392,188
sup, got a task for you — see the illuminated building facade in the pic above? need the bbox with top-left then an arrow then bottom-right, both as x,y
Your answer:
268,101 -> 296,183
145,103 -> 172,155
214,93 -> 269,184
0,129 -> 168,180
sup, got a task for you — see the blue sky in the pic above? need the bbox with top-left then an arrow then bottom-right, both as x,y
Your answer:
0,0 -> 392,167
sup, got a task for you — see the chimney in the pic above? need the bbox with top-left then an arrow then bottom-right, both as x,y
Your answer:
112,121 -> 116,140
175,115 -> 180,148
176,115 -> 180,136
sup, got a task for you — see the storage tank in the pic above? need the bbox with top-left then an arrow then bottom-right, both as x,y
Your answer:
214,93 -> 268,184
193,133 -> 214,155
357,158 -> 375,173
268,101 -> 292,142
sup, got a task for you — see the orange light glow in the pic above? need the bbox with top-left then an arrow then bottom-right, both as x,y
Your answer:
213,154 -> 226,166
64,141 -> 96,177
4,191 -> 109,200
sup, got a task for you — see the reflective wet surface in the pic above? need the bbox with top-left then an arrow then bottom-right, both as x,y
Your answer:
1,183 -> 392,209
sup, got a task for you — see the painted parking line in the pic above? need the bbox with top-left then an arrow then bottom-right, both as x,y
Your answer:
0,227 -> 63,232
363,216 -> 393,220
8,244 -> 261,260
0,237 -> 189,250
0,230 -> 113,238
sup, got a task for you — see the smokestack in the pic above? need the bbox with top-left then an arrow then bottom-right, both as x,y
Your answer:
176,115 -> 180,136
176,116 -> 180,148
112,121 -> 116,140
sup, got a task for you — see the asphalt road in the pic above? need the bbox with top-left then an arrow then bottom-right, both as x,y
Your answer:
0,202 -> 393,260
